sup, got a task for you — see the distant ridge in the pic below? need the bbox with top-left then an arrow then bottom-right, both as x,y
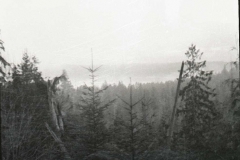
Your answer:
42,61 -> 227,87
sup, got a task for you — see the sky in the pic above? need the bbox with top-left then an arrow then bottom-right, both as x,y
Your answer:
0,0 -> 239,85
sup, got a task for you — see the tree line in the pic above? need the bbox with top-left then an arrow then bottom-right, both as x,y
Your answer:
0,33 -> 240,159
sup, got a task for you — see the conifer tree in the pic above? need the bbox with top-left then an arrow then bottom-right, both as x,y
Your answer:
228,36 -> 240,154
0,34 -> 11,83
79,52 -> 114,154
177,44 -> 218,150
138,94 -> 156,153
12,51 -> 44,95
114,79 -> 145,160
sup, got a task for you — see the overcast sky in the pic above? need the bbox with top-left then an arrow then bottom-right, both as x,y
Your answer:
0,0 -> 238,72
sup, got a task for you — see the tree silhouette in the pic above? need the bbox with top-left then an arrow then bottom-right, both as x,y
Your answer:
79,51 -> 114,154
0,33 -> 11,83
177,44 -> 218,150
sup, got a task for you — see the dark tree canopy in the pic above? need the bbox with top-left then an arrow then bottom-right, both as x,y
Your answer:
177,45 -> 218,150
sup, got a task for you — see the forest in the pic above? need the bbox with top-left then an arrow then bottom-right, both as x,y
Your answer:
0,34 -> 240,160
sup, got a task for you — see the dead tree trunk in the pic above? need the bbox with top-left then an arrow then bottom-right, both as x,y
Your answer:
46,78 -> 71,159
167,61 -> 184,149
47,80 -> 59,131
45,123 -> 71,160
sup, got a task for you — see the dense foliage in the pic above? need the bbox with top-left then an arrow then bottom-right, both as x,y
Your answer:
77,64 -> 114,154
177,45 -> 219,151
1,38 -> 239,160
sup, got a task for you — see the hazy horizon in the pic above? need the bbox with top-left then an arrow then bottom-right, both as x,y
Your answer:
0,0 -> 238,87
0,0 -> 238,67
40,61 -> 229,88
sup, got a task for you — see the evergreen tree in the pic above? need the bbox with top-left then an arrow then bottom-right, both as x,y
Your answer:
228,37 -> 240,155
1,51 -> 59,159
0,34 -> 11,83
114,79 -> 145,160
79,56 -> 114,154
12,51 -> 44,95
138,94 -> 156,153
177,44 -> 218,150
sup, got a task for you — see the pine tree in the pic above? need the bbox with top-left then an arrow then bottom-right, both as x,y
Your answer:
79,53 -> 114,154
0,34 -> 11,83
114,79 -> 145,160
177,44 -> 218,150
228,36 -> 240,154
138,94 -> 156,153
12,51 -> 44,94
